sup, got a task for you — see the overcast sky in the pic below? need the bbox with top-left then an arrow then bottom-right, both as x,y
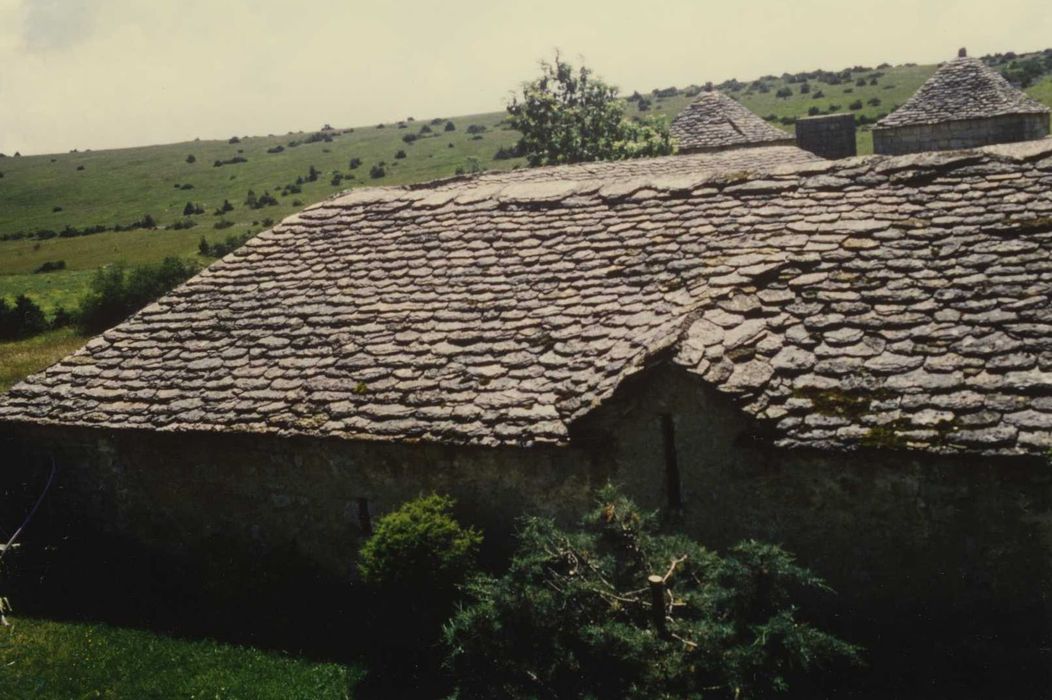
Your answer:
1,0 -> 1050,155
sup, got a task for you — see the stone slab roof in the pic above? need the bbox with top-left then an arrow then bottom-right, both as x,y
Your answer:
876,57 -> 1050,129
2,140 -> 1052,456
670,91 -> 795,152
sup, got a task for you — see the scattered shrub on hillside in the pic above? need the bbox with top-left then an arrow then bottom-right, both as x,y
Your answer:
52,206 -> 63,212
867,97 -> 882,106
244,190 -> 258,208
170,218 -> 197,230
419,124 -> 433,135
0,295 -> 48,339
394,150 -> 407,159
180,183 -> 194,190
466,124 -> 487,135
266,145 -> 285,154
183,202 -> 204,216
292,199 -> 303,206
636,97 -> 652,112
262,217 -> 274,226
444,120 -> 456,131
775,86 -> 793,99
454,157 -> 484,176
214,199 -> 234,215
869,77 -> 879,86
849,99 -> 863,111
370,164 -> 386,179
376,123 -> 385,129
305,131 -> 334,144
808,106 -> 821,116
199,232 -> 251,258
33,260 -> 66,274
186,154 -> 196,163
51,306 -> 73,329
111,214 -> 156,232
402,133 -> 418,144
779,115 -> 796,125
331,173 -> 344,186
76,165 -> 85,171
445,486 -> 860,700
228,136 -> 241,144
213,156 -> 248,167
855,78 -> 867,87
493,144 -> 521,160
281,183 -> 302,196
349,157 -> 362,169
214,219 -> 234,230
843,88 -> 854,93
307,165 -> 320,182
812,90 -> 825,99
800,82 -> 811,94
78,258 -> 197,334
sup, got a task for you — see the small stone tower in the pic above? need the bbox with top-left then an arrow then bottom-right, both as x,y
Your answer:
872,49 -> 1050,155
670,91 -> 795,153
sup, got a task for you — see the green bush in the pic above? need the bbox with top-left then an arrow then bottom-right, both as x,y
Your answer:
78,258 -> 197,334
0,295 -> 49,340
358,494 -> 481,598
444,486 -> 859,699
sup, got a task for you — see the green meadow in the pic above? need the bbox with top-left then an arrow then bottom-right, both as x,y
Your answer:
0,617 -> 360,699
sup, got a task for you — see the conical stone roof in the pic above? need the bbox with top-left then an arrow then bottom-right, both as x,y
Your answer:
670,91 -> 793,152
876,56 -> 1049,128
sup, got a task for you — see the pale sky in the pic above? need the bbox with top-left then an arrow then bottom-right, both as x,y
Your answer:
1,0 -> 1050,155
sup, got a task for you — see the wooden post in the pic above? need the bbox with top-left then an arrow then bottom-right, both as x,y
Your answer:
648,574 -> 668,638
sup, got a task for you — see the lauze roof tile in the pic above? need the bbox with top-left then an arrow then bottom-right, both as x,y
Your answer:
1,141 -> 1051,456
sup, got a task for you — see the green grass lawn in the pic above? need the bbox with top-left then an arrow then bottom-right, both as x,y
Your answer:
0,617 -> 361,699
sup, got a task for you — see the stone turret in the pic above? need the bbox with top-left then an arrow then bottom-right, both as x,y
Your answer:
873,50 -> 1050,154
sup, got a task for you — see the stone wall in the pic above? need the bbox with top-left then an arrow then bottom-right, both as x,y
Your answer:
873,113 -> 1051,155
3,363 -> 1050,689
794,113 -> 857,159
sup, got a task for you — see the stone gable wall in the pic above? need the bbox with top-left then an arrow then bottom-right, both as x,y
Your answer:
873,113 -> 1050,155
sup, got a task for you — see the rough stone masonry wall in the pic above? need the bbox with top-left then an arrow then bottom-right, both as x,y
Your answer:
794,113 -> 857,159
873,113 -> 1050,155
3,362 -> 1050,629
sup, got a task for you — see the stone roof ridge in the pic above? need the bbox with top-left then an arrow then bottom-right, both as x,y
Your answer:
876,56 -> 1051,129
283,138 -> 1052,223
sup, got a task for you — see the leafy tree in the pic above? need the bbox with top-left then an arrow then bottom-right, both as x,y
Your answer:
394,149 -> 407,159
185,154 -> 196,164
349,157 -> 362,169
775,86 -> 793,99
444,487 -> 859,699
307,165 -> 320,182
370,164 -> 386,179
444,120 -> 456,131
507,53 -> 673,166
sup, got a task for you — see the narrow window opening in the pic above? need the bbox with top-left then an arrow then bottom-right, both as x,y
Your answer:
661,413 -> 683,510
357,497 -> 373,535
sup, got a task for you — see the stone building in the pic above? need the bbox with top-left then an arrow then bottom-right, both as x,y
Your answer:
669,89 -> 794,153
3,140 -> 1052,688
873,50 -> 1050,155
